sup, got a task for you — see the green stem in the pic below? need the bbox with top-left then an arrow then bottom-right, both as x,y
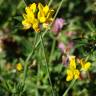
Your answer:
85,22 -> 95,33
24,33 -> 38,82
53,0 -> 65,20
48,0 -> 53,6
48,39 -> 56,64
23,0 -> 27,6
62,79 -> 76,96
40,33 -> 55,96
0,0 -> 4,6
36,48 -> 41,96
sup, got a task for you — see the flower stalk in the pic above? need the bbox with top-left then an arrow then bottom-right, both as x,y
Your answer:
40,33 -> 55,96
63,79 -> 76,96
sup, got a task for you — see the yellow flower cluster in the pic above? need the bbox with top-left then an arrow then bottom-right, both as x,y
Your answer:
66,56 -> 91,81
22,3 -> 54,32
66,56 -> 80,81
79,59 -> 91,71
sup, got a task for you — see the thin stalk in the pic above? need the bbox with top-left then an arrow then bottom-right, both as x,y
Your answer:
85,22 -> 95,33
53,0 -> 65,20
40,34 -> 55,96
62,79 -> 76,96
0,0 -> 4,6
36,66 -> 40,96
36,48 -> 41,96
48,39 -> 56,64
23,0 -> 27,6
48,0 -> 53,6
24,33 -> 38,82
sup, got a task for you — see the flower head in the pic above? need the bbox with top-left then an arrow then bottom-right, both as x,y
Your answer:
52,18 -> 65,34
69,56 -> 76,69
58,42 -> 65,53
22,3 -> 54,32
66,69 -> 80,81
22,3 -> 40,32
38,3 -> 54,23
66,69 -> 73,81
66,56 -> 91,81
79,59 -> 91,71
16,63 -> 23,71
66,56 -> 80,81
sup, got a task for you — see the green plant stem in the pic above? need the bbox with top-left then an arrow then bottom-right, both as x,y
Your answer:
85,22 -> 95,33
48,0 -> 53,6
24,33 -> 38,82
36,48 -> 41,96
49,39 -> 56,64
53,0 -> 65,19
62,79 -> 76,96
0,0 -> 4,6
23,0 -> 27,6
40,33 -> 55,96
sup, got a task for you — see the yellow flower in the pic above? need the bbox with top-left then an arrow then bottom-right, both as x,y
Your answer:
32,19 -> 40,32
79,59 -> 91,71
66,69 -> 80,81
25,3 -> 36,14
29,3 -> 37,13
74,69 -> 80,79
22,19 -> 31,29
66,56 -> 80,81
69,56 -> 76,69
16,63 -> 23,71
38,3 -> 54,23
22,3 -> 54,32
22,3 -> 40,32
83,62 -> 91,71
66,69 -> 73,81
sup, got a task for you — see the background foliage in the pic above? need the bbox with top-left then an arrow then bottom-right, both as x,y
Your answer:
0,0 -> 96,96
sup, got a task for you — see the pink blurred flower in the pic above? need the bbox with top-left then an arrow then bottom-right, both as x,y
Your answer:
58,41 -> 74,54
65,41 -> 74,53
65,31 -> 76,37
52,18 -> 65,34
58,42 -> 65,53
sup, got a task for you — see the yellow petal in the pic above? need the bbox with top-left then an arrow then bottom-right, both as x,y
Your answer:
22,20 -> 31,29
32,19 -> 40,32
38,3 -> 44,11
39,17 -> 46,23
83,62 -> 91,71
22,13 -> 27,19
26,12 -> 35,23
37,11 -> 41,20
33,23 -> 39,32
47,9 -> 54,18
30,3 -> 36,13
16,63 -> 23,71
25,6 -> 31,14
69,56 -> 76,69
66,69 -> 73,81
74,69 -> 80,79
43,5 -> 49,15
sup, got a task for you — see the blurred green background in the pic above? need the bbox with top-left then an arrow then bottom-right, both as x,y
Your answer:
0,0 -> 96,96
